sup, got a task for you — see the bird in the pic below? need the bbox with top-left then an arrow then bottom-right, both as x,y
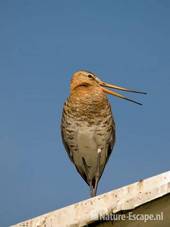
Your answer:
61,70 -> 146,197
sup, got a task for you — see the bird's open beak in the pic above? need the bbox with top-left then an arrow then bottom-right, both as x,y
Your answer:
99,81 -> 147,105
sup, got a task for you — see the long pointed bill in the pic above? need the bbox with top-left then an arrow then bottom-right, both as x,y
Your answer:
100,82 -> 147,94
100,82 -> 147,105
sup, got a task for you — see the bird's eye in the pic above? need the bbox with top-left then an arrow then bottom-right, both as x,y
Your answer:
88,74 -> 93,79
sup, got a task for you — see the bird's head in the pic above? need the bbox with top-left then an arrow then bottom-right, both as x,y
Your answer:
70,70 -> 146,105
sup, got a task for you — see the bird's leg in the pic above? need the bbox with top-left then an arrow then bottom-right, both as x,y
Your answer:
82,157 -> 95,197
82,149 -> 101,197
90,183 -> 95,197
94,148 -> 102,196
89,148 -> 102,197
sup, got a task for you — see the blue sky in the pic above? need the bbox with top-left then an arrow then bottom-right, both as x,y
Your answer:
0,0 -> 170,226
